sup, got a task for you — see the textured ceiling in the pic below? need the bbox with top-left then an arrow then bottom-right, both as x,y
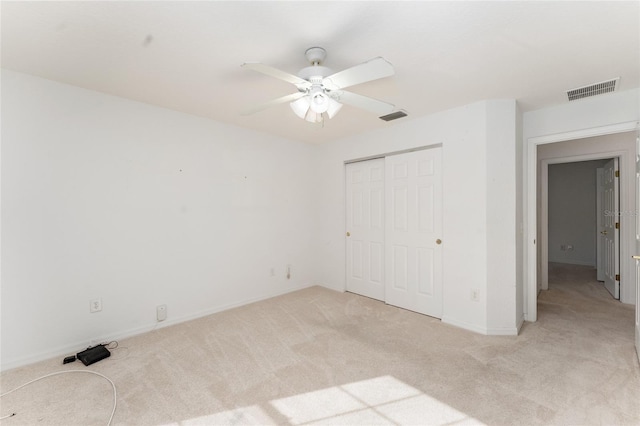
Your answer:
2,1 -> 639,144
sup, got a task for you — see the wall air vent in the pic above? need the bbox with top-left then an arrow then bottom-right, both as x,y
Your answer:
566,78 -> 619,101
379,110 -> 408,121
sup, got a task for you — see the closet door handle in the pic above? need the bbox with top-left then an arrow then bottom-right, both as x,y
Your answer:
633,255 -> 640,260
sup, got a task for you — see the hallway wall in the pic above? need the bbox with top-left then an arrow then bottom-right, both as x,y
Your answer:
548,159 -> 608,266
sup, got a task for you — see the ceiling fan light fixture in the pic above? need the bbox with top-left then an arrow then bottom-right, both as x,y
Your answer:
309,90 -> 329,113
290,96 -> 310,119
304,109 -> 322,123
326,97 -> 343,119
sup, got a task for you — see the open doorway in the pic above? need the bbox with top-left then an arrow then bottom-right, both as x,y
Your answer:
533,131 -> 636,314
546,158 -> 619,299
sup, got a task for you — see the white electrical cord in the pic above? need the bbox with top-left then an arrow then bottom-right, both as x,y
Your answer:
0,370 -> 117,425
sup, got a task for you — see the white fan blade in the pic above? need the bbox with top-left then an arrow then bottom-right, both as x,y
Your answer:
242,63 -> 310,88
330,90 -> 395,115
322,57 -> 394,90
241,92 -> 306,115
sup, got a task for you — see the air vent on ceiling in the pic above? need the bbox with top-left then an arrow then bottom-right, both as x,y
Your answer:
566,78 -> 619,102
379,110 -> 408,121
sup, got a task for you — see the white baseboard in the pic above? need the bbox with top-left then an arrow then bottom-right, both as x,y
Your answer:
441,316 -> 519,336
1,283 -> 314,372
636,325 -> 640,365
441,316 -> 485,334
516,314 -> 525,334
316,282 -> 345,293
486,326 -> 520,336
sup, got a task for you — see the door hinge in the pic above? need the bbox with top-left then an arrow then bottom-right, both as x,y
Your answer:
615,170 -> 619,177
615,274 -> 620,281
615,222 -> 620,229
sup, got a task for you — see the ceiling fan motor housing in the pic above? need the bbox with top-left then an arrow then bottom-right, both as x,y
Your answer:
298,65 -> 333,82
305,47 -> 326,65
297,46 -> 333,90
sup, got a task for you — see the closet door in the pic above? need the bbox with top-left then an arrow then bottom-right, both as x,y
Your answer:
345,159 -> 385,301
385,148 -> 443,318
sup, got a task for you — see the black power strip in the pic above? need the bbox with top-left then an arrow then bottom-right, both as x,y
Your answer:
76,344 -> 111,366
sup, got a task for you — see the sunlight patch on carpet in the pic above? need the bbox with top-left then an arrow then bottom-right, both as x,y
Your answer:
164,375 -> 485,425
270,375 -> 485,425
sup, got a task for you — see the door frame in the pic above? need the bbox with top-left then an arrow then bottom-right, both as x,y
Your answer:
526,121 -> 639,321
540,152 -> 623,291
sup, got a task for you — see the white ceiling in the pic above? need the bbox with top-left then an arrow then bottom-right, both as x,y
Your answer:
2,1 -> 639,144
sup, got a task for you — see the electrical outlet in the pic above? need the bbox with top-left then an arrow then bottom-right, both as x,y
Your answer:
157,304 -> 167,322
90,298 -> 102,313
470,290 -> 479,302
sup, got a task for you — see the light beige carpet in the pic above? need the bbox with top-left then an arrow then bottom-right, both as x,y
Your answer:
1,262 -> 639,425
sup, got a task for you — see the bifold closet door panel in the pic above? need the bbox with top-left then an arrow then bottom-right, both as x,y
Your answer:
345,158 -> 385,301
385,148 -> 443,318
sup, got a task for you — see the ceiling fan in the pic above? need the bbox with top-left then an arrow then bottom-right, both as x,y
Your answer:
241,47 -> 396,123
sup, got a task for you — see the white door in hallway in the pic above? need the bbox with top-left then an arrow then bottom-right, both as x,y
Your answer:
596,168 -> 605,282
345,159 -> 385,301
385,148 -> 443,318
634,135 -> 640,363
602,158 -> 619,299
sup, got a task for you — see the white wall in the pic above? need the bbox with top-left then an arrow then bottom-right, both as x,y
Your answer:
486,101 -> 520,334
315,100 -> 521,335
2,70 -> 525,370
1,70 -> 318,370
523,88 -> 640,319
547,160 -> 607,266
524,89 -> 640,140
515,105 -> 525,330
